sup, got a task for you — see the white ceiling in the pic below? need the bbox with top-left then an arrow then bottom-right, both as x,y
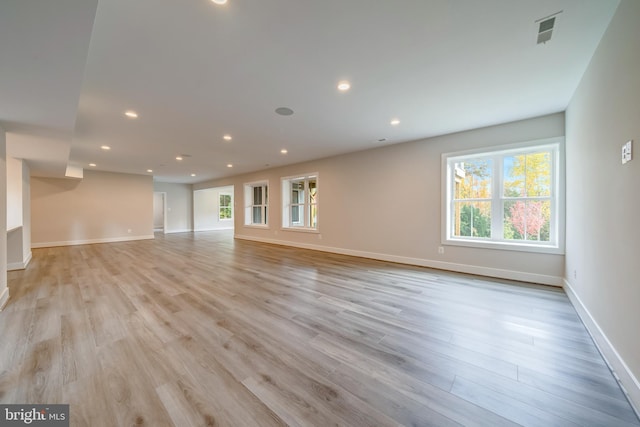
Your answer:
1,0 -> 620,183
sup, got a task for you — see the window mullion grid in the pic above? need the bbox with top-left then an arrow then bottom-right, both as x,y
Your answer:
304,179 -> 310,228
492,154 -> 503,242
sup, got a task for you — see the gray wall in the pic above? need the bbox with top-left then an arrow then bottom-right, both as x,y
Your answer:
153,182 -> 193,233
196,113 -> 566,285
194,186 -> 234,231
565,0 -> 640,408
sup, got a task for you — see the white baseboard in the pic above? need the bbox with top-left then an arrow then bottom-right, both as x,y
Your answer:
0,287 -> 10,311
163,229 -> 193,234
31,235 -> 154,249
194,227 -> 234,232
7,251 -> 32,271
564,279 -> 640,416
234,234 -> 563,286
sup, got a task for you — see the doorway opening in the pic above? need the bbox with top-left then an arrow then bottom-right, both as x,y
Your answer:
153,192 -> 166,232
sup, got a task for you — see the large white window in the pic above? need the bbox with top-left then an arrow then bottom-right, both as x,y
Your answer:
442,138 -> 564,253
282,173 -> 318,231
244,181 -> 268,226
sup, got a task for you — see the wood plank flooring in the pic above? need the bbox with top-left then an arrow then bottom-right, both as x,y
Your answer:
1,230 -> 638,426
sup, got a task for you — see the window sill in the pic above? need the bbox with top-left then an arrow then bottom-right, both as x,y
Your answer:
281,227 -> 319,234
444,238 -> 564,255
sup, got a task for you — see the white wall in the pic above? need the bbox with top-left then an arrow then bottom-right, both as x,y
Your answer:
21,160 -> 30,263
194,186 -> 234,231
153,192 -> 165,230
565,0 -> 640,410
6,158 -> 31,270
6,156 -> 22,230
153,182 -> 193,233
0,126 -> 9,310
195,113 -> 565,285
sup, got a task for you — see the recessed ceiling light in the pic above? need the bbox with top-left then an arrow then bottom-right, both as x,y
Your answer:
280,149 -> 288,154
101,145 -> 111,150
147,169 -> 153,173
227,164 -> 233,168
89,163 -> 96,167
191,173 -> 196,177
211,0 -> 227,4
176,156 -> 183,161
223,134 -> 232,141
337,81 -> 351,91
275,107 -> 294,116
124,111 -> 138,118
390,119 -> 400,126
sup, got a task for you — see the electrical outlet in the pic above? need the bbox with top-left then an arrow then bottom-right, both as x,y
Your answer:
438,246 -> 445,254
622,140 -> 633,164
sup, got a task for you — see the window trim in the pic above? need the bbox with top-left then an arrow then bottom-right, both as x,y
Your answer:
281,172 -> 319,233
441,137 -> 565,255
243,180 -> 269,228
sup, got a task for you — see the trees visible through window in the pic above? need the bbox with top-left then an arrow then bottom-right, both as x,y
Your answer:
444,140 -> 562,252
453,159 -> 492,238
503,151 -> 552,242
219,193 -> 232,220
282,174 -> 318,230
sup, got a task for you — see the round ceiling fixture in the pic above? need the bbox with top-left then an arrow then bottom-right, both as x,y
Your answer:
337,81 -> 351,91
211,0 -> 227,4
275,107 -> 294,116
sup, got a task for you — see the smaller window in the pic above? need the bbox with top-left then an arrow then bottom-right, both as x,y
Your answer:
244,181 -> 268,226
219,193 -> 233,220
282,173 -> 318,231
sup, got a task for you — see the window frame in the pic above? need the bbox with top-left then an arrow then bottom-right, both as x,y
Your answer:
441,137 -> 565,254
281,173 -> 319,232
218,192 -> 233,221
244,180 -> 269,228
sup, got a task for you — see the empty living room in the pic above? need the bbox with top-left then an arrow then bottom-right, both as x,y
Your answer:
1,0 -> 639,426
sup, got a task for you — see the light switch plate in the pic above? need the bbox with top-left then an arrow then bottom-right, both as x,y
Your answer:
622,140 -> 633,164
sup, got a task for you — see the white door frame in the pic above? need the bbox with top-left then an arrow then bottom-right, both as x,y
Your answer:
153,191 -> 167,233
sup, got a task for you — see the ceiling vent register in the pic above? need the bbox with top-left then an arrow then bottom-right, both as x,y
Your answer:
537,17 -> 555,44
536,11 -> 561,44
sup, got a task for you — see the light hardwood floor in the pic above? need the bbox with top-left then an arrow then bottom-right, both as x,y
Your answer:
1,231 -> 638,426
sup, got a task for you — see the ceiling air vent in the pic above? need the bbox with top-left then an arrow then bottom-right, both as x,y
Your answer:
536,11 -> 562,45
537,17 -> 555,44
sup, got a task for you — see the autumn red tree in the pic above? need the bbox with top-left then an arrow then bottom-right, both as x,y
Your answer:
509,201 -> 546,240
